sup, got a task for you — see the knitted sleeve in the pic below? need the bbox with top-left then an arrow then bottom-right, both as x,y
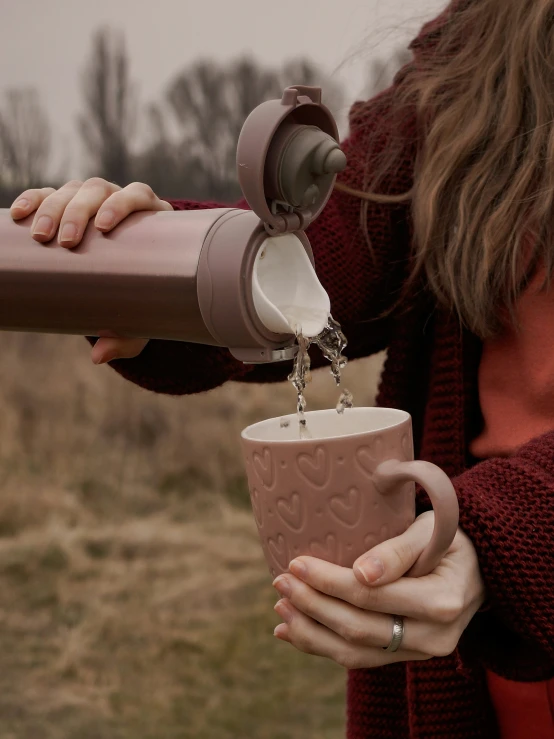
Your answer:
436,430 -> 554,681
99,82 -> 417,396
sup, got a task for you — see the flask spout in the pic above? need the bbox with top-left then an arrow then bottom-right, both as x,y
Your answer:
251,233 -> 330,338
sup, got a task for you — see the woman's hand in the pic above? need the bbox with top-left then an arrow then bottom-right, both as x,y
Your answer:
271,511 -> 486,669
10,178 -> 174,364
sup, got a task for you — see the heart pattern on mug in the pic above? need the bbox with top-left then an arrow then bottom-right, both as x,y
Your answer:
276,492 -> 304,532
401,432 -> 413,460
309,533 -> 337,562
296,446 -> 329,488
363,522 -> 391,553
253,447 -> 274,489
363,532 -> 379,551
355,442 -> 384,478
267,533 -> 288,570
329,487 -> 363,527
250,487 -> 263,527
245,419 -> 421,579
366,436 -> 384,461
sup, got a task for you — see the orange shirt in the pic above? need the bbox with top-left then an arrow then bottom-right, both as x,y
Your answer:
471,265 -> 554,459
469,263 -> 554,738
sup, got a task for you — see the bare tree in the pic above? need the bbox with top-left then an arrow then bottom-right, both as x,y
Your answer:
77,26 -> 137,185
0,88 -> 51,191
132,101 -> 210,200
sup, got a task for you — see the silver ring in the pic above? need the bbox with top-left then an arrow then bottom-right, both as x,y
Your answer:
383,615 -> 404,653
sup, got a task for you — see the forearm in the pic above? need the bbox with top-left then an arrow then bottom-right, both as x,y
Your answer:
417,430 -> 554,679
91,337 -> 250,395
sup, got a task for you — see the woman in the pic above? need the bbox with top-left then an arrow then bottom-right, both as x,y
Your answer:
9,0 -> 554,736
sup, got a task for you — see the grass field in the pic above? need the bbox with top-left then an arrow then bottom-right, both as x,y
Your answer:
0,332 -> 384,739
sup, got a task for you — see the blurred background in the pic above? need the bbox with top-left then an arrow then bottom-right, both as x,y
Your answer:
0,1 -> 443,737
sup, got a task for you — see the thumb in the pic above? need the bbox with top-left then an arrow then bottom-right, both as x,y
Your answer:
91,337 -> 149,364
353,511 -> 435,586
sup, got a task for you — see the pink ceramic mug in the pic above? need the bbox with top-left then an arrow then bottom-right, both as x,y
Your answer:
241,407 -> 459,579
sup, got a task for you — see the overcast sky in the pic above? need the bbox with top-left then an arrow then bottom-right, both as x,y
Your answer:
0,0 -> 446,180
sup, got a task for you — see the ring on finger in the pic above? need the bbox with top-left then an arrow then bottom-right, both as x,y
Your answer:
383,615 -> 404,653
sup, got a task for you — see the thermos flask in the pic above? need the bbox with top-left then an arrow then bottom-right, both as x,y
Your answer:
0,86 -> 346,363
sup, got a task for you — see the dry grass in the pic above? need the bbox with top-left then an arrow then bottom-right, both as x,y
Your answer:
0,332 -> 384,739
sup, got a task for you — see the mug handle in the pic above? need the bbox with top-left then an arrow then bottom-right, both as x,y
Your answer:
372,459 -> 459,578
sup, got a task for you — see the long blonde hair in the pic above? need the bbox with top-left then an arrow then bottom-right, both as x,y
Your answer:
335,0 -> 554,338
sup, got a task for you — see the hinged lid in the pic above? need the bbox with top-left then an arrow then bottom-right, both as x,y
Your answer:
236,86 -> 347,235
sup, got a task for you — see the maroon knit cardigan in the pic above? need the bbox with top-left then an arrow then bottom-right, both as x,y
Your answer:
99,13 -> 554,739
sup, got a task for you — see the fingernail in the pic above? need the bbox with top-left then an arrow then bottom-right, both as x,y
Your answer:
274,624 -> 289,640
33,215 -> 53,238
92,352 -> 112,365
272,576 -> 291,598
12,198 -> 29,211
60,223 -> 77,244
274,599 -> 293,623
96,210 -> 115,230
356,557 -> 384,584
289,559 -> 307,579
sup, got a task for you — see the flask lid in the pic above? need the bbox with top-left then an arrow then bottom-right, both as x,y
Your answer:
236,86 -> 347,235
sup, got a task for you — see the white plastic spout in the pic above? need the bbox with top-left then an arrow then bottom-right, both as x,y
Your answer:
251,233 -> 330,338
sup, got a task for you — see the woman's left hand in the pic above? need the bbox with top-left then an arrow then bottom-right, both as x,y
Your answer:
272,511 -> 486,669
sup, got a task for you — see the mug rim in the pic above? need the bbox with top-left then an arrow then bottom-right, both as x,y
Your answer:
241,406 -> 411,443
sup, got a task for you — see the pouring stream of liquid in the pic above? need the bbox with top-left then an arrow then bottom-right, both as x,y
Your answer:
284,315 -> 353,439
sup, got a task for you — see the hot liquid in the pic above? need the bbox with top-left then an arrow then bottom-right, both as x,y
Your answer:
286,315 -> 353,438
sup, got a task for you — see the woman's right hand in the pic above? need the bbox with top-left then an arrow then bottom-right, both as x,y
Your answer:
10,178 -> 174,364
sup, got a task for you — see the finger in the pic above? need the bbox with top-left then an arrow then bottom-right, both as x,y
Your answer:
93,181 -> 173,234
287,555 -> 460,622
56,178 -> 121,248
10,186 -> 57,221
26,180 -> 84,243
274,575 -> 453,654
274,600 -> 429,669
353,511 -> 436,586
91,337 -> 149,364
